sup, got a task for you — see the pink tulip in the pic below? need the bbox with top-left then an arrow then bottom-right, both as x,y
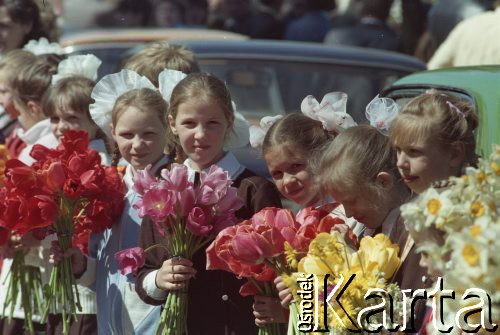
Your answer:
197,165 -> 232,206
231,227 -> 276,264
114,247 -> 145,276
186,207 -> 212,236
161,163 -> 191,191
140,187 -> 175,221
239,281 -> 260,297
133,165 -> 156,196
213,212 -> 239,234
175,186 -> 196,217
215,187 -> 243,213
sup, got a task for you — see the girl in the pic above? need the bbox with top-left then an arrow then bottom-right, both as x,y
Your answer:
316,125 -> 428,332
45,75 -> 111,165
253,111 -> 364,327
389,92 -> 478,195
11,53 -> 62,165
134,72 -> 283,335
0,49 -> 36,155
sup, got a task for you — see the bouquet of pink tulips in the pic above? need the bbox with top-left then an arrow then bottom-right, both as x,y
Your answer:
115,163 -> 243,335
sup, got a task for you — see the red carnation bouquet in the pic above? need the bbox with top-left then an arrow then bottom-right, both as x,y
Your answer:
114,163 -> 243,335
206,205 -> 348,335
0,130 -> 124,335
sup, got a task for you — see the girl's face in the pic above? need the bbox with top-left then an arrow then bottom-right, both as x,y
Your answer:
419,253 -> 442,281
0,80 -> 18,118
329,186 -> 390,229
50,107 -> 98,140
265,144 -> 319,206
112,106 -> 167,171
169,99 -> 230,171
395,138 -> 460,194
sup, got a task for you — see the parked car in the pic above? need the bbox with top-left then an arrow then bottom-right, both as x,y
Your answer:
61,28 -> 247,78
66,37 -> 426,176
381,65 -> 500,158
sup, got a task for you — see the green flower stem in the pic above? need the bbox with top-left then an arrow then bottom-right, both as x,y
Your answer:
287,303 -> 300,335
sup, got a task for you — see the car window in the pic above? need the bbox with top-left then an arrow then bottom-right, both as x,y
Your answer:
199,59 -> 405,124
68,46 -> 132,78
384,86 -> 477,113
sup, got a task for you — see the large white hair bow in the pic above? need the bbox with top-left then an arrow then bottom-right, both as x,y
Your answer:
249,115 -> 284,148
89,68 -> 187,141
51,54 -> 102,85
300,92 -> 357,132
365,95 -> 400,135
23,37 -> 65,56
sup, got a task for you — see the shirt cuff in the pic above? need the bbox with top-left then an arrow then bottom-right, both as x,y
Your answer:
143,270 -> 167,301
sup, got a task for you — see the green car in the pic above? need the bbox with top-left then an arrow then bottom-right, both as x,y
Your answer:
382,66 -> 500,158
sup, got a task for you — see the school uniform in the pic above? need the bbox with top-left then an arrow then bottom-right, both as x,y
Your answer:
135,152 -> 283,335
83,155 -> 171,335
369,207 -> 429,333
17,118 -> 58,166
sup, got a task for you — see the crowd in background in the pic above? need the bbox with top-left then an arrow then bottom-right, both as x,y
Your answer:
7,0 -> 497,66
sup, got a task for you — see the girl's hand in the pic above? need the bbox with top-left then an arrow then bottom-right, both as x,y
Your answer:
274,276 -> 292,308
49,241 -> 87,275
155,257 -> 196,291
253,295 -> 287,326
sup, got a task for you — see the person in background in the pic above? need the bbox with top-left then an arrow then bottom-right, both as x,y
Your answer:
0,0 -> 49,54
324,0 -> 400,51
284,0 -> 335,42
151,0 -> 185,27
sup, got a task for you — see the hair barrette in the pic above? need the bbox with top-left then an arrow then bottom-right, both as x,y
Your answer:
23,37 -> 65,56
300,92 -> 357,133
446,101 -> 465,119
51,54 -> 102,85
365,94 -> 400,135
249,115 -> 284,148
89,68 -> 187,141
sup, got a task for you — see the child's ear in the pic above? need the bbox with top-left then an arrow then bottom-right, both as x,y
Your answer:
449,142 -> 466,167
110,123 -> 117,141
26,101 -> 43,118
168,115 -> 177,135
375,171 -> 394,190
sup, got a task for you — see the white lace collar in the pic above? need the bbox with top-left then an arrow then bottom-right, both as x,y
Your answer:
17,119 -> 52,145
183,151 -> 246,181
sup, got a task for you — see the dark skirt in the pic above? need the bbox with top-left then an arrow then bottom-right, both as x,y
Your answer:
46,314 -> 97,335
0,317 -> 46,335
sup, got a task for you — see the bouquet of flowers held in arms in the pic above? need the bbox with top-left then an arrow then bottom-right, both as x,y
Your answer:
282,231 -> 405,334
401,144 -> 500,334
206,205 -> 347,335
0,130 -> 125,335
114,163 -> 243,335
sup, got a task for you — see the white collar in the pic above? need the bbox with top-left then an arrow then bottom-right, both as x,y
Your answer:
124,155 -> 171,194
184,151 -> 245,181
17,119 -> 52,145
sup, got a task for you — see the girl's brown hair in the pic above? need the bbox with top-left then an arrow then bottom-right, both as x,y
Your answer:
11,53 -> 61,106
0,49 -> 37,83
110,88 -> 168,166
167,73 -> 234,156
316,125 -> 403,200
262,112 -> 336,158
389,92 -> 479,168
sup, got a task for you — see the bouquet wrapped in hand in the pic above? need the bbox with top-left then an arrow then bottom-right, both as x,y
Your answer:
206,205 -> 346,335
115,163 -> 243,335
0,130 -> 124,335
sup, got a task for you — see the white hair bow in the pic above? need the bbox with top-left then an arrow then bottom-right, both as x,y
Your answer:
365,95 -> 400,135
249,115 -> 284,148
89,68 -> 187,141
51,54 -> 102,85
300,92 -> 357,132
23,37 -> 65,56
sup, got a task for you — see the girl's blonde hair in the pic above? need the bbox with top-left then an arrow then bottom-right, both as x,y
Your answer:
389,92 -> 479,167
123,43 -> 199,87
167,73 -> 234,156
111,88 -> 168,166
262,112 -> 336,158
316,125 -> 402,200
